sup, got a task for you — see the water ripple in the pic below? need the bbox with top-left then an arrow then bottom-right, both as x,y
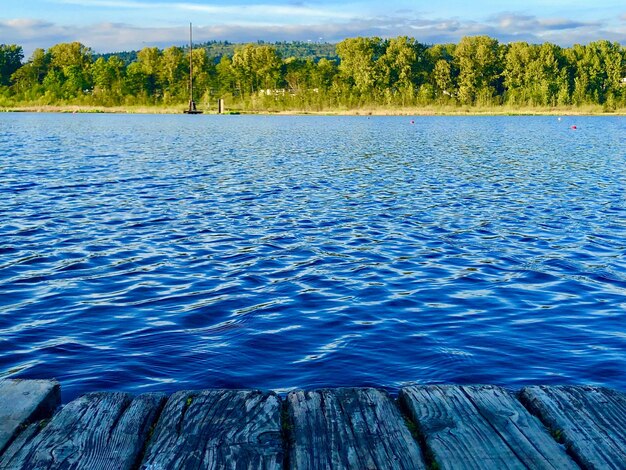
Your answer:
1,114 -> 625,400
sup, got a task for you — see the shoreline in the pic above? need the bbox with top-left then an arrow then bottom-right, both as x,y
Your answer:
2,104 -> 625,116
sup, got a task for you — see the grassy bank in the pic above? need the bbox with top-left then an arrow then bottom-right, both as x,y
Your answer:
261,104 -> 626,116
0,104 -> 189,114
2,103 -> 625,116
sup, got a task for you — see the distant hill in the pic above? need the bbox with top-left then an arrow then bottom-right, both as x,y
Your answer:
94,41 -> 338,65
95,51 -> 138,65
245,41 -> 338,61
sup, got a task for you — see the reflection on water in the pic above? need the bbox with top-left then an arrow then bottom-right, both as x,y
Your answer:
1,113 -> 625,400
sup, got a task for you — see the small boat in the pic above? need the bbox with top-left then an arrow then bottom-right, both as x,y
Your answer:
184,23 -> 203,114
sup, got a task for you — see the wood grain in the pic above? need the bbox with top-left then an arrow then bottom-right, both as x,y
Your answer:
140,389 -> 283,470
286,387 -> 426,470
399,385 -> 577,470
0,379 -> 60,456
521,385 -> 626,469
0,391 -> 166,470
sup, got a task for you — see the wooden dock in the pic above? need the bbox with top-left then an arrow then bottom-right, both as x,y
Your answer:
0,380 -> 624,469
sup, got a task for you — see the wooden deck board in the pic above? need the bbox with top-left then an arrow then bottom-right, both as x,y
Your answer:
0,391 -> 166,470
0,379 -> 60,456
399,385 -> 577,470
286,387 -> 426,470
2,380 -> 625,469
520,385 -> 626,470
140,389 -> 283,470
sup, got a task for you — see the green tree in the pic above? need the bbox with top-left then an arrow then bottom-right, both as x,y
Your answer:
46,42 -> 93,98
0,44 -> 24,86
123,62 -> 148,101
537,43 -> 569,106
336,37 -> 383,100
160,46 -> 185,101
231,44 -> 281,95
283,57 -> 311,92
216,56 -> 236,96
92,56 -> 125,104
427,44 -> 457,101
310,58 -> 338,91
136,47 -> 162,97
578,41 -> 624,105
455,36 -> 501,105
378,37 -> 420,104
503,42 -> 535,105
433,60 -> 454,100
42,69 -> 64,100
231,44 -> 257,95
190,47 -> 212,104
253,45 -> 282,91
10,48 -> 49,96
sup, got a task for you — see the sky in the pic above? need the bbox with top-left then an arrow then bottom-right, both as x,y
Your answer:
1,0 -> 625,56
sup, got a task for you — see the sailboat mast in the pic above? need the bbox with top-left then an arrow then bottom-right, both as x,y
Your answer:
183,22 -> 202,113
189,22 -> 194,103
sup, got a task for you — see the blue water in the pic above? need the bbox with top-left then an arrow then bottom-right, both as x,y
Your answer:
1,113 -> 625,401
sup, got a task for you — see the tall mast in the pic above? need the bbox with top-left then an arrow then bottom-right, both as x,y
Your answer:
184,22 -> 201,113
189,22 -> 194,103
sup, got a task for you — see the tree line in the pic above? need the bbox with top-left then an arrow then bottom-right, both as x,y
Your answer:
0,36 -> 624,110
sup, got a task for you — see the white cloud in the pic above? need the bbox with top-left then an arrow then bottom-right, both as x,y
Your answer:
178,3 -> 354,19
55,0 -> 355,20
2,12 -> 624,57
56,0 -> 150,7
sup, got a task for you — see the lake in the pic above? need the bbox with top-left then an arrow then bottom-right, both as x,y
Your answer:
1,113 -> 625,400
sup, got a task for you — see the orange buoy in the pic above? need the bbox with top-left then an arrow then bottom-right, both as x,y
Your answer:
571,125 -> 577,129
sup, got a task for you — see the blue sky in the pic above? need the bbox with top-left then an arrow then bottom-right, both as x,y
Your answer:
1,0 -> 624,56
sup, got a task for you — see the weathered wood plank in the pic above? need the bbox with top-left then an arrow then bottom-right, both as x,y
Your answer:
0,379 -> 61,456
0,391 -> 166,470
286,387 -> 426,470
520,385 -> 626,470
399,385 -> 577,470
140,389 -> 282,470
